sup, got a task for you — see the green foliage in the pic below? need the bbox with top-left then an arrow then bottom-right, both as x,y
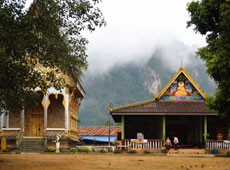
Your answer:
187,0 -> 230,122
98,120 -> 113,126
47,147 -> 56,152
0,0 -> 105,113
81,147 -> 90,153
226,152 -> 230,157
60,149 -> 69,153
144,150 -> 151,154
70,147 -> 78,153
113,149 -> 122,154
128,149 -> 137,154
2,149 -> 8,152
99,149 -> 106,153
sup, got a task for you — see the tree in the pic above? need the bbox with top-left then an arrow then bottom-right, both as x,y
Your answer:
187,0 -> 230,122
0,0 -> 105,113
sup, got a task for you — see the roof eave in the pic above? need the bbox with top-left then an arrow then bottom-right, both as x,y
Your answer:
111,112 -> 217,116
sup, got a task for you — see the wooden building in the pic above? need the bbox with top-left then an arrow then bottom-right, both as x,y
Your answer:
110,66 -> 230,150
0,64 -> 85,149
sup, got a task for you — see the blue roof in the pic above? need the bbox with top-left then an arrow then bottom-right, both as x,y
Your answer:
79,135 -> 117,142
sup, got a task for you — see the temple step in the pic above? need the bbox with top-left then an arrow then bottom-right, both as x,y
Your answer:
18,137 -> 46,152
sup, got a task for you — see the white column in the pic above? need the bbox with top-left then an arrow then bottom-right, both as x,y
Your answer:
0,113 -> 3,131
7,113 -> 9,128
65,93 -> 69,132
21,109 -> 25,131
44,95 -> 48,135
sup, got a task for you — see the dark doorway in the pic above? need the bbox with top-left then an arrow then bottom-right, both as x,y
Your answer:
166,116 -> 199,148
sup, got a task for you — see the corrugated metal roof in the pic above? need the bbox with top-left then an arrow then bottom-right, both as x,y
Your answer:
79,135 -> 117,142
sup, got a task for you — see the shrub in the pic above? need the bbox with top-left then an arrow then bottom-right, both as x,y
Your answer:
128,149 -> 137,154
70,148 -> 78,153
99,149 -> 106,153
81,147 -> 90,153
114,149 -> 122,154
144,150 -> 151,154
61,149 -> 69,153
47,147 -> 56,152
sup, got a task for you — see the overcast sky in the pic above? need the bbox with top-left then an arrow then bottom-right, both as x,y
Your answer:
83,0 -> 206,73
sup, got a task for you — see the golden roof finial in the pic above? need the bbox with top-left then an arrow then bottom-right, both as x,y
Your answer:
181,58 -> 183,68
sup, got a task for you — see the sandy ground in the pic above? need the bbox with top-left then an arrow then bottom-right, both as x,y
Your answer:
0,153 -> 230,170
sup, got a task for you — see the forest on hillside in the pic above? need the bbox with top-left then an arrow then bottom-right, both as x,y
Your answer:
78,46 -> 216,125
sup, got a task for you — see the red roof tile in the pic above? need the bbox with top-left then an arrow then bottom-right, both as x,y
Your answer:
77,126 -> 121,136
111,101 -> 216,115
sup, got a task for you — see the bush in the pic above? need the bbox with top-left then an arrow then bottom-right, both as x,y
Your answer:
99,149 -> 106,153
144,150 -> 151,154
114,149 -> 122,154
81,147 -> 90,153
47,147 -> 56,152
70,148 -> 78,153
128,149 -> 137,154
61,149 -> 69,153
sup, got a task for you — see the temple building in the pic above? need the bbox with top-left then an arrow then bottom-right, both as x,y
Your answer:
110,66 -> 230,150
0,64 -> 85,150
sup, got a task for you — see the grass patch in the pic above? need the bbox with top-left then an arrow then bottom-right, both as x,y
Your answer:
128,149 -> 137,154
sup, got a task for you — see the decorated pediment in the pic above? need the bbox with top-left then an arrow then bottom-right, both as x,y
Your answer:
158,67 -> 206,101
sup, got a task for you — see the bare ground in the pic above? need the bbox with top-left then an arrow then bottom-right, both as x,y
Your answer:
0,153 -> 230,170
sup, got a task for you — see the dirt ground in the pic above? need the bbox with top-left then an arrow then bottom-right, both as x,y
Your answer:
0,153 -> 230,170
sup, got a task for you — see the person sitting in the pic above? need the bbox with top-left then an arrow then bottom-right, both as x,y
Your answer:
173,136 -> 179,150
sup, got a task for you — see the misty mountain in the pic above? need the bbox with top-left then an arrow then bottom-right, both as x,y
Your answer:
78,48 -> 217,125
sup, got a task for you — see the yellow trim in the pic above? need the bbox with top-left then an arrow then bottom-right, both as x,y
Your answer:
70,113 -> 78,120
62,97 -> 66,107
68,89 -> 75,105
35,63 -> 76,87
157,67 -> 206,99
41,94 -> 51,109
47,97 -> 51,109
42,96 -> 45,108
65,87 -> 69,94
152,93 -> 158,98
108,107 -> 113,111
157,67 -> 182,99
111,98 -> 155,111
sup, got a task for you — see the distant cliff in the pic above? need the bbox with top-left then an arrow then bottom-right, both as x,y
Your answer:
78,48 -> 216,125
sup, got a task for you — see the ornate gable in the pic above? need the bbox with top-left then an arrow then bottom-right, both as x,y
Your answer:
156,67 -> 208,101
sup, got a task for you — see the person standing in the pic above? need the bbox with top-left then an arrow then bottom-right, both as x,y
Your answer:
165,137 -> 172,153
173,136 -> 179,150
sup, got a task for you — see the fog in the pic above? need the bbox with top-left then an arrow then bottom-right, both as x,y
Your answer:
84,0 -> 206,74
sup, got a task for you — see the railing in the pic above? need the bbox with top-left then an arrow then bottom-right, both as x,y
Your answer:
16,130 -> 24,148
207,139 -> 230,149
122,139 -> 164,149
